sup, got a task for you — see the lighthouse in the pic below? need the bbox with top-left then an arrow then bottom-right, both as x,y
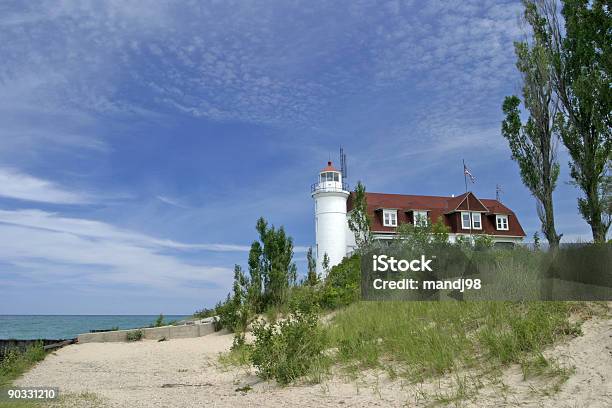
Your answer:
311,161 -> 350,276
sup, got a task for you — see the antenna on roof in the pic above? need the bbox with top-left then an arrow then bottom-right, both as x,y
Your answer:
496,184 -> 503,202
340,147 -> 347,180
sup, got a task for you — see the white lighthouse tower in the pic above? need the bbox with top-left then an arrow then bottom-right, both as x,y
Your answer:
312,161 -> 349,276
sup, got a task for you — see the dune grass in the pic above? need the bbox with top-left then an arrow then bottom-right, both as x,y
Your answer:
0,343 -> 46,387
0,343 -> 47,407
327,301 -> 585,381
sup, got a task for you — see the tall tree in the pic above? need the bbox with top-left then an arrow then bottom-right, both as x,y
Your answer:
348,181 -> 373,251
528,0 -> 611,242
247,241 -> 263,312
305,247 -> 318,286
603,162 -> 612,235
502,3 -> 562,248
255,217 -> 297,307
230,264 -> 249,337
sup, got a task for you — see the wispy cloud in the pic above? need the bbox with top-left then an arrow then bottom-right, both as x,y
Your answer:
0,209 -> 250,293
156,195 -> 190,209
0,209 -> 251,253
0,168 -> 91,204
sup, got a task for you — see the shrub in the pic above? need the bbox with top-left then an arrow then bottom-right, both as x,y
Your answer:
250,307 -> 326,385
216,295 -> 240,331
473,235 -> 494,251
287,285 -> 321,315
320,254 -> 360,309
154,314 -> 165,327
126,330 -> 143,341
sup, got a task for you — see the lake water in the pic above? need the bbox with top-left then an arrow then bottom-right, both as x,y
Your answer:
0,315 -> 189,340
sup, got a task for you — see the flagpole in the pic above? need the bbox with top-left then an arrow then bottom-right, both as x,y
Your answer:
463,159 -> 468,195
463,159 -> 472,240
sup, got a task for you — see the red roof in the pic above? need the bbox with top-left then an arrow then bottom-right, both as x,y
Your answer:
321,161 -> 339,172
347,191 -> 525,237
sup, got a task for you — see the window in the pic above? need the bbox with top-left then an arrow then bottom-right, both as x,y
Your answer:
496,215 -> 509,230
383,209 -> 397,227
461,212 -> 471,229
326,172 -> 334,181
413,210 -> 428,227
461,212 -> 482,229
472,212 -> 482,229
333,172 -> 339,182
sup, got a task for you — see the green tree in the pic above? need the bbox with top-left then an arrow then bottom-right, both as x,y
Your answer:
529,0 -> 611,242
217,264 -> 251,335
305,247 -> 318,286
533,231 -> 541,250
154,313 -> 164,327
502,3 -> 562,248
348,181 -> 373,251
247,241 -> 263,313
603,162 -> 612,230
322,253 -> 330,276
431,216 -> 450,245
255,217 -> 297,308
320,254 -> 361,309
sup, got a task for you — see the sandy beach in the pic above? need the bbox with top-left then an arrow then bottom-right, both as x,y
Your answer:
14,315 -> 612,408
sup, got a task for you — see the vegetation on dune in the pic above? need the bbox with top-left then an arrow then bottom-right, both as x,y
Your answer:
217,226 -> 595,388
250,305 -> 326,385
209,196 -> 605,392
0,343 -> 46,387
330,301 -> 583,381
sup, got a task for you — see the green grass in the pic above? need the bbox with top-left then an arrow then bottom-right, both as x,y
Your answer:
0,343 -> 47,408
218,345 -> 252,368
0,343 -> 46,387
327,301 -> 585,382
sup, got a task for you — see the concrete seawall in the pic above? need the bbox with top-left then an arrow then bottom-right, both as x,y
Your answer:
77,323 -> 215,343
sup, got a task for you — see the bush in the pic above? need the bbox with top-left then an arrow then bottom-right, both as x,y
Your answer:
126,330 -> 143,341
216,295 -> 239,331
319,254 -> 360,309
250,307 -> 326,385
154,314 -> 164,327
288,285 -> 321,315
473,235 -> 494,251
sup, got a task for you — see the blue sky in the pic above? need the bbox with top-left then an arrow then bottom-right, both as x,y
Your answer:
0,0 -> 594,314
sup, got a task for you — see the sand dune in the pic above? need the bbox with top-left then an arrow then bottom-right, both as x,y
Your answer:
16,316 -> 612,407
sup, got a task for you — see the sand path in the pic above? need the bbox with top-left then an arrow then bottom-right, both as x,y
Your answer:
15,317 -> 612,407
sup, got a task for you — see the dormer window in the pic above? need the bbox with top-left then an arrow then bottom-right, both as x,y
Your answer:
413,210 -> 428,227
461,211 -> 482,230
383,209 -> 397,227
496,215 -> 509,230
472,212 -> 482,229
